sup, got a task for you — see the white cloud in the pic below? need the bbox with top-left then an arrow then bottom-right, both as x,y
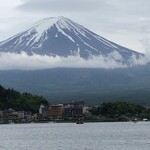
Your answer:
0,52 -> 148,70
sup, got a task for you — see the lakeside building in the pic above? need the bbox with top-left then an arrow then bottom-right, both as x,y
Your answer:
3,108 -> 16,119
0,100 -> 89,122
0,108 -> 32,122
17,111 -> 25,119
16,111 -> 32,122
24,112 -> 32,121
83,106 -> 91,115
63,101 -> 85,117
39,105 -> 49,118
49,104 -> 64,118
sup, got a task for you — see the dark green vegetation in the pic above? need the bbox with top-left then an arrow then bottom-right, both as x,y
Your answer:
0,63 -> 150,104
89,101 -> 150,121
0,83 -> 149,122
0,85 -> 48,113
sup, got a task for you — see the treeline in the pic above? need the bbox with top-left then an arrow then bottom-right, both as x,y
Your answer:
0,85 -> 48,113
90,101 -> 150,121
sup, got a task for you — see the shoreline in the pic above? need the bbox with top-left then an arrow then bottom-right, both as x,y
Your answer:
0,120 -> 149,125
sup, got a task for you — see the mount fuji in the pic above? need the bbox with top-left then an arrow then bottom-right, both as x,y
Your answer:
0,16 -> 150,104
0,16 -> 142,62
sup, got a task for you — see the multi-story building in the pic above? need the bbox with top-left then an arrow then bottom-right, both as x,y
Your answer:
49,104 -> 64,118
63,101 -> 85,117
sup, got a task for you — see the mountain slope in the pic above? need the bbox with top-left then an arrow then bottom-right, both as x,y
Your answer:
0,66 -> 150,104
0,16 -> 142,61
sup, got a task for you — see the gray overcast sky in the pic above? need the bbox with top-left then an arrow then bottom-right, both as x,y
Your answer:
0,0 -> 150,53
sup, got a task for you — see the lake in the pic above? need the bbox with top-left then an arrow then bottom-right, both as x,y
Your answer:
0,122 -> 150,150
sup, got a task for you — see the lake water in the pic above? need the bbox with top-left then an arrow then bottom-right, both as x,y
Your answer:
0,122 -> 150,150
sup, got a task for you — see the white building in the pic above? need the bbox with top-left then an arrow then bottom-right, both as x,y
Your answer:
83,106 -> 91,114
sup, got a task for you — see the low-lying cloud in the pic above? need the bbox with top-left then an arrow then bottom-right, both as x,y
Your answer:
0,51 -> 148,70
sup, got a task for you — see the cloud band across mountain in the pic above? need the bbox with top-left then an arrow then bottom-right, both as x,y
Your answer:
0,52 -> 147,70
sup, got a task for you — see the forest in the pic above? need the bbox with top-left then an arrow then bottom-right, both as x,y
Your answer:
0,85 -> 48,113
90,101 -> 150,121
